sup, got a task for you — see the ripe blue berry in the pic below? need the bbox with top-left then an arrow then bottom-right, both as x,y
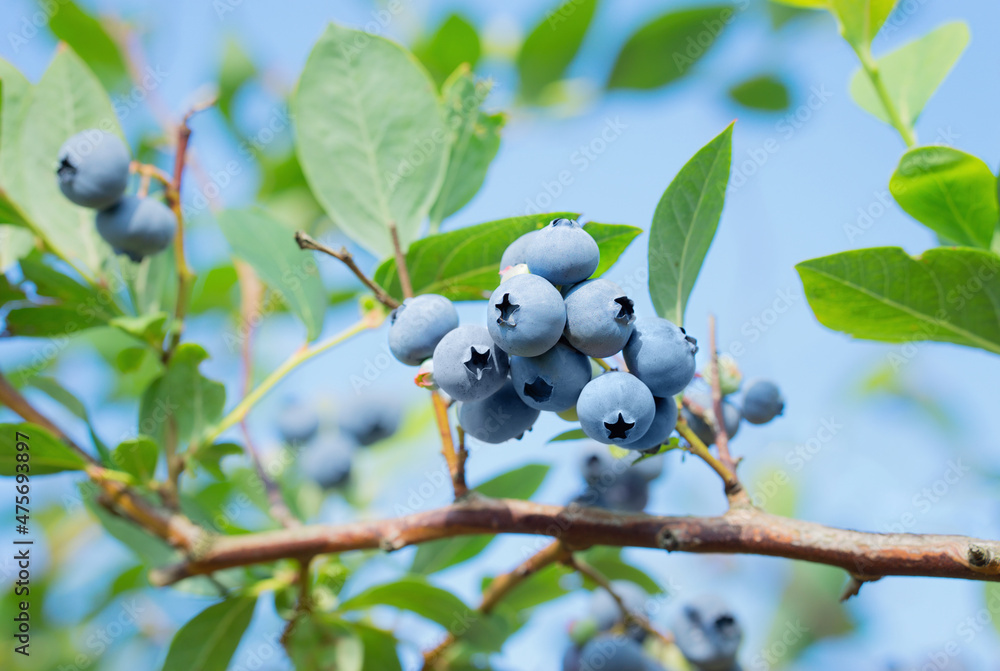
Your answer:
95,196 -> 177,262
622,318 -> 698,397
299,435 -> 353,489
563,279 -> 636,357
625,396 -> 678,452
432,325 -> 509,402
338,399 -> 400,446
561,645 -> 582,671
589,581 -> 650,632
387,294 -> 459,365
458,379 -> 540,443
510,341 -> 591,412
499,229 -> 540,271
742,379 -> 784,425
56,129 -> 131,210
487,273 -> 566,357
671,595 -> 743,671
579,634 -> 651,671
523,218 -> 599,285
276,398 -> 319,447
577,372 -> 655,446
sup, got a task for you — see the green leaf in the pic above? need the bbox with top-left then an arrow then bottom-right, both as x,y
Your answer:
218,208 -> 326,341
428,68 -> 504,228
109,312 -> 169,348
728,74 -> 791,111
0,190 -> 30,228
5,304 -> 98,337
0,58 -> 32,195
766,562 -> 853,662
15,47 -> 123,277
797,247 -> 1000,355
218,38 -> 256,120
889,146 -> 998,249
286,614 -> 363,671
354,623 -> 403,671
829,0 -> 896,49
0,423 -> 86,475
849,22 -> 969,129
46,1 -> 129,90
78,480 -> 176,565
549,428 -> 588,442
414,14 -> 481,87
649,123 -> 733,326
192,442 -> 243,480
161,597 -> 257,671
516,0 -> 598,101
607,6 -> 734,90
411,464 -> 550,574
293,23 -> 448,257
0,225 -> 34,270
486,563 -> 572,614
578,547 -> 663,594
373,214 -> 640,301
139,343 -> 226,448
770,0 -> 827,6
189,265 -> 239,314
768,1 -> 821,29
111,437 -> 158,483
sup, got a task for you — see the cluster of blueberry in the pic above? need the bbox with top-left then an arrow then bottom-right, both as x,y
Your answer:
563,584 -> 744,671
388,218 -> 698,450
56,129 -> 177,262
277,396 -> 400,490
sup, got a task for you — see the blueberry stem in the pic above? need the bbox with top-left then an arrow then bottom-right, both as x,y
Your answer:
591,357 -> 612,372
675,402 -> 739,495
295,230 -> 401,309
707,314 -> 737,482
388,221 -> 414,299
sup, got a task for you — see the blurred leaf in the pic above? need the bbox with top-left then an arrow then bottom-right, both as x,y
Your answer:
111,437 -> 158,483
286,613 -> 363,671
0,225 -> 34,271
189,265 -> 239,314
428,68 -> 504,228
46,1 -> 129,90
771,0 -> 826,6
218,38 -> 256,120
797,247 -> 1000,355
5,304 -> 97,337
0,273 -> 25,302
0,193 -> 30,228
15,47 -> 123,277
649,123 -> 733,327
549,428 -> 587,442
218,208 -> 326,341
411,464 -> 551,573
414,13 -> 481,87
768,1 -> 819,29
728,74 -> 790,111
850,21 -> 969,129
766,562 -> 853,662
578,547 -> 663,594
0,59 -> 32,189
829,0 -> 896,49
374,214 -> 639,301
353,623 -> 403,671
889,146 -> 997,249
139,343 -> 226,448
607,6 -> 734,90
486,562 -> 572,613
0,423 -> 86,475
109,312 -> 169,348
130,246 -> 178,316
78,479 -> 176,565
161,596 -> 257,671
192,442 -> 243,480
25,374 -> 111,462
294,23 -> 448,257
750,466 -> 797,517
516,0 -> 598,101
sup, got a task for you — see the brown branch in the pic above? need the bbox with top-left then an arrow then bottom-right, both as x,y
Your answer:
567,554 -> 672,645
388,222 -> 414,299
431,391 -> 467,498
294,231 -> 401,309
147,494 -> 1000,587
423,540 -> 571,667
0,371 -> 204,550
707,314 -> 736,477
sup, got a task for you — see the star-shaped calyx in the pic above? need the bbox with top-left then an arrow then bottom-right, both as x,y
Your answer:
57,157 -> 76,179
495,293 -> 519,326
464,346 -> 494,380
523,377 -> 553,403
613,296 -> 635,324
604,413 -> 635,440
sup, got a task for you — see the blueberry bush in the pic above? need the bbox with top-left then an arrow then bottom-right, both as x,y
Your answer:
0,1 -> 998,670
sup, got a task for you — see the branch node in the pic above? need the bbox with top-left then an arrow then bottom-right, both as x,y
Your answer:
656,527 -> 679,552
969,544 -> 993,568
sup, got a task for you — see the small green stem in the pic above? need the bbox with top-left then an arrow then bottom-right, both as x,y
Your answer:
592,357 -> 611,372
197,319 -> 374,450
855,46 -> 917,148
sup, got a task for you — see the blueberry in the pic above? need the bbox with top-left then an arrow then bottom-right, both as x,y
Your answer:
579,634 -> 650,671
623,396 -> 678,452
523,218 -> 600,285
622,318 -> 698,397
95,196 -> 177,262
510,341 -> 592,412
562,278 -> 636,357
56,129 -> 131,210
387,294 -> 459,366
458,379 -> 540,443
681,401 -> 741,446
562,645 -> 582,671
741,380 -> 784,425
276,398 -> 319,447
579,443 -> 616,487
500,229 -> 540,271
299,434 -> 353,489
575,468 -> 649,513
487,273 -> 567,357
338,398 -> 400,446
432,325 -> 510,402
671,595 -> 743,671
589,581 -> 651,632
577,372 -> 655,446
